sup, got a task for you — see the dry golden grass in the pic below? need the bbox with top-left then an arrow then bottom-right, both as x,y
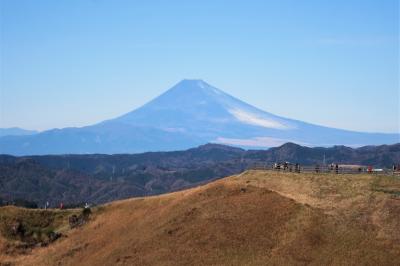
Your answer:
1,170 -> 399,266
0,207 -> 78,264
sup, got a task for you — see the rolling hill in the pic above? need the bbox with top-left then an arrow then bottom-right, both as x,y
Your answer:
0,80 -> 398,155
1,142 -> 399,207
1,170 -> 399,265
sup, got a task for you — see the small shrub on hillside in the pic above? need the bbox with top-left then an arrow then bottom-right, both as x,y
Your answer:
63,202 -> 86,209
12,199 -> 38,209
68,207 -> 92,229
82,207 -> 91,218
0,209 -> 65,249
0,198 -> 37,208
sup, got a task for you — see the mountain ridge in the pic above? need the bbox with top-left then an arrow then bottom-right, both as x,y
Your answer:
0,127 -> 38,138
0,80 -> 398,155
1,142 -> 398,207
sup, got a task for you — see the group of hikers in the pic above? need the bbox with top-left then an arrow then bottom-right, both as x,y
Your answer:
273,162 -> 340,174
273,162 -> 303,173
272,162 -> 400,174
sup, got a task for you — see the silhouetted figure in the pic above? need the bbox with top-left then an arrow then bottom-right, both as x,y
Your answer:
315,164 -> 320,173
335,164 -> 339,174
368,165 -> 372,173
295,163 -> 300,173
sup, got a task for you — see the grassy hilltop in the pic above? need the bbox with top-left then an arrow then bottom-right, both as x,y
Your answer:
1,170 -> 399,265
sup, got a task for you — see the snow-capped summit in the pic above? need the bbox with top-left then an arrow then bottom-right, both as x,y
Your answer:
115,79 -> 293,131
0,80 -> 398,155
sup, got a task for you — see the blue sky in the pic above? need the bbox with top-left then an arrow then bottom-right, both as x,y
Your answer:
0,0 -> 398,133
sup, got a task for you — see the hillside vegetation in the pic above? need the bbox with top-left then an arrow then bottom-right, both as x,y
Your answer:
1,170 -> 399,265
1,142 -> 399,207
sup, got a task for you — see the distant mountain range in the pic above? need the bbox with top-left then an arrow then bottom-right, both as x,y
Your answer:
0,80 -> 398,155
0,127 -> 38,138
1,142 -> 398,206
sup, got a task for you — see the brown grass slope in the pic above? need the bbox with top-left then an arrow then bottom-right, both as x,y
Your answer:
1,170 -> 400,266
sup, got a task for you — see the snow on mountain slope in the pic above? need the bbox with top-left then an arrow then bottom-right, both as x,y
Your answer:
0,80 -> 398,155
228,108 -> 290,130
114,79 -> 296,132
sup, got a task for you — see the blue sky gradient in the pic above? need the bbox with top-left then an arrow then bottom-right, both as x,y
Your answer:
0,0 -> 398,133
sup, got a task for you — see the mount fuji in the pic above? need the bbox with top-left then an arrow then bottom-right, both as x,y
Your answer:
0,79 -> 398,155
